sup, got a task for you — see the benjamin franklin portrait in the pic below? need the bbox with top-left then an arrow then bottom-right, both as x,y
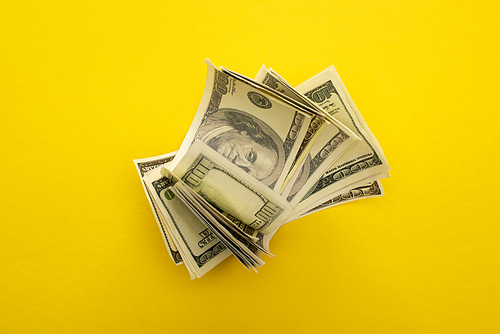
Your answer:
195,108 -> 285,187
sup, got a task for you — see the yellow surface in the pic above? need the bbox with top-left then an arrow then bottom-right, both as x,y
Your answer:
1,0 -> 499,332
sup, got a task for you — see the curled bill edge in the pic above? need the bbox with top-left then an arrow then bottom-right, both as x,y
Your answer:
133,153 -> 183,265
159,165 -> 273,255
170,140 -> 294,235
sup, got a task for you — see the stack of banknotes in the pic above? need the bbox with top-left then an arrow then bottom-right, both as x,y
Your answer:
134,60 -> 390,279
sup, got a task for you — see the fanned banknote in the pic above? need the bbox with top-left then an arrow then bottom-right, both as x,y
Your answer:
290,66 -> 391,216
297,181 -> 384,219
170,59 -> 312,193
133,60 -> 390,278
254,66 -> 363,204
167,140 -> 293,235
133,153 -> 183,265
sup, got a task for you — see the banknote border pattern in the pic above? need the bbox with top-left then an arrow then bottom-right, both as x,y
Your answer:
311,181 -> 381,211
201,70 -> 230,124
282,111 -> 305,161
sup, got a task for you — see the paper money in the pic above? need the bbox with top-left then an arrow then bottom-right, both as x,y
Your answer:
133,60 -> 390,278
298,181 -> 384,219
166,140 -> 293,235
133,153 -> 183,265
169,182 -> 266,271
143,167 -> 232,278
254,66 -> 361,201
170,59 -> 312,193
291,66 -> 391,215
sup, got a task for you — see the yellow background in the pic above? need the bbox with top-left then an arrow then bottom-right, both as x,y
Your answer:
1,0 -> 499,332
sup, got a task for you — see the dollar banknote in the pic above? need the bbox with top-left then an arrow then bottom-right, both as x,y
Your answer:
291,66 -> 391,216
254,66 -> 361,201
133,153 -> 183,265
143,167 -> 232,279
134,61 -> 390,278
170,59 -> 312,193
135,150 -> 274,276
166,140 -> 294,235
297,181 -> 384,219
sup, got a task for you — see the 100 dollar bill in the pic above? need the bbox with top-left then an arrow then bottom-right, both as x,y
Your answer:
166,140 -> 294,235
292,66 -> 391,215
133,152 -> 183,265
170,59 -> 312,193
144,167 -> 231,279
